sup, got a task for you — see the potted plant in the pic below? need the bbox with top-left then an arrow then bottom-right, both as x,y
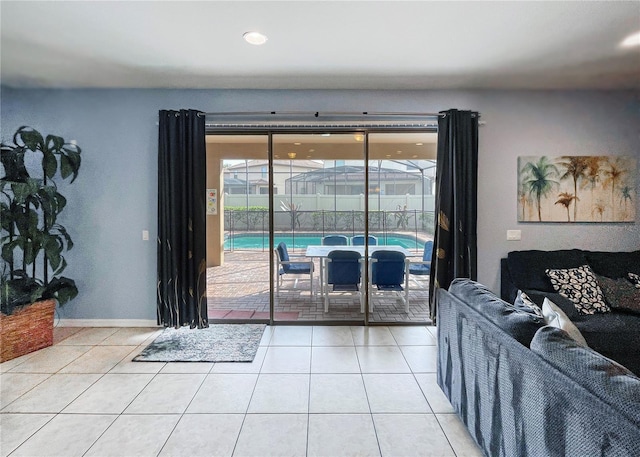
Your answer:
1,126 -> 81,362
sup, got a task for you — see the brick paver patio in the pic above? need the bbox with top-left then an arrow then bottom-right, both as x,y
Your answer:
207,250 -> 432,323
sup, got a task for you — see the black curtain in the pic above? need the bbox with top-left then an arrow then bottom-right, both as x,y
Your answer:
428,109 -> 479,322
157,109 -> 208,328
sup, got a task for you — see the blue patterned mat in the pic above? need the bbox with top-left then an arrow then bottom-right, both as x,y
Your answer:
133,324 -> 266,362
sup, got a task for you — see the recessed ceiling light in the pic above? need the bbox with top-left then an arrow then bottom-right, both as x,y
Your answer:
243,31 -> 268,46
415,142 -> 423,146
294,142 -> 302,146
620,31 -> 640,48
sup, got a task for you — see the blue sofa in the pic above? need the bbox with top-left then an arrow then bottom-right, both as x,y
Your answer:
500,249 -> 640,375
437,279 -> 640,457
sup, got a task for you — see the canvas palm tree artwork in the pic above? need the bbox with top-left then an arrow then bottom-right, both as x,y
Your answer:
518,156 -> 636,222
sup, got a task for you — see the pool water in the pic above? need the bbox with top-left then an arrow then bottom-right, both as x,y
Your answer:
224,233 -> 424,250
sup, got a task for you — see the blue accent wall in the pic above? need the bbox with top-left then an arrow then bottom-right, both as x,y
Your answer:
2,88 -> 639,320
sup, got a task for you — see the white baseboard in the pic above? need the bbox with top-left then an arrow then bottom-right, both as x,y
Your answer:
56,319 -> 160,328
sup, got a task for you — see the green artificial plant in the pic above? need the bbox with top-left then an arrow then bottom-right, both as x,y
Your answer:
1,126 -> 81,315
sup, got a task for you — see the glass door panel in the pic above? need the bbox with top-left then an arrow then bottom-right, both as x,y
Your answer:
206,134 -> 271,321
272,133 -> 365,322
367,132 -> 437,323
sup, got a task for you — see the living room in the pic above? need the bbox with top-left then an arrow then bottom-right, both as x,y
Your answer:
1,1 -> 639,456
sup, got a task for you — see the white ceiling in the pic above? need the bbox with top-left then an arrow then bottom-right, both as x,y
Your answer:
1,1 -> 639,90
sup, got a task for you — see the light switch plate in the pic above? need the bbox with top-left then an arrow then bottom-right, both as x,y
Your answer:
142,230 -> 149,241
507,230 -> 521,241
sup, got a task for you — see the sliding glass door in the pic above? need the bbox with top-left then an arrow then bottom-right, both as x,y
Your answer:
206,127 -> 436,325
367,133 -> 436,323
272,133 -> 366,323
206,135 -> 271,320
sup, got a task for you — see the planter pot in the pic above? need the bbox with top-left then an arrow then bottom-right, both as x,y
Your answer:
0,299 -> 56,363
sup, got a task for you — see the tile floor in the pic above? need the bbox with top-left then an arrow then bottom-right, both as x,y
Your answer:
0,325 -> 483,457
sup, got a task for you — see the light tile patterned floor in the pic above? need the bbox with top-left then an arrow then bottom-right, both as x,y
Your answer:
0,326 -> 483,457
208,251 -> 432,323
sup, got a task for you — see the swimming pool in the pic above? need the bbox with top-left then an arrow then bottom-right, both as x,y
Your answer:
224,233 -> 425,250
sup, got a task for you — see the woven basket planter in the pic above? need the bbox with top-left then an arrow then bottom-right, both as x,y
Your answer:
0,299 -> 56,363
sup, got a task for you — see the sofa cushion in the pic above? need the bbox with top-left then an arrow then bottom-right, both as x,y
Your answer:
506,249 -> 587,293
449,278 -> 544,347
585,250 -> 640,278
596,274 -> 640,315
542,298 -> 588,347
530,326 -> 640,426
545,265 -> 610,315
570,311 -> 640,376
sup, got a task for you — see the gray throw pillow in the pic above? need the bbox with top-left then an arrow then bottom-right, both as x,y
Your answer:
514,290 -> 544,319
596,274 -> 640,315
542,298 -> 589,347
545,265 -> 610,315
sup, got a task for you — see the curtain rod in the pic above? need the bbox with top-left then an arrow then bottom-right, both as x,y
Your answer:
204,111 -> 450,118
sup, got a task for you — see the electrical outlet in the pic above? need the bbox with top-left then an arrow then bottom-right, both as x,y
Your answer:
507,230 -> 521,241
142,230 -> 149,241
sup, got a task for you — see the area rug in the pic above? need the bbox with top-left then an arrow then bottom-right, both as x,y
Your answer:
133,324 -> 266,362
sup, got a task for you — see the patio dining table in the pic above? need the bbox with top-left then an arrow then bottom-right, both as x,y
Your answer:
305,245 -> 414,295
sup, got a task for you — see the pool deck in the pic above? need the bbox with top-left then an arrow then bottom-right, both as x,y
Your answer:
207,250 -> 432,323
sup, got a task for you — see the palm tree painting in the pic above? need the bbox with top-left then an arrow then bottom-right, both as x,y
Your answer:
518,156 -> 636,222
520,156 -> 559,221
555,192 -> 579,222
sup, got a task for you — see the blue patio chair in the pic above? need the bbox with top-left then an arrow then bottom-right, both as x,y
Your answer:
369,250 -> 409,312
409,240 -> 433,277
351,235 -> 378,246
321,235 -> 349,246
324,250 -> 363,313
275,242 -> 314,297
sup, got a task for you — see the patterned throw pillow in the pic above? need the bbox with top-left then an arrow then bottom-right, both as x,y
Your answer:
628,272 -> 640,289
514,290 -> 544,319
545,265 -> 610,315
597,275 -> 640,315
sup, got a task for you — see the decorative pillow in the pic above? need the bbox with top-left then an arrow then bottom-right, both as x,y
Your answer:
545,265 -> 610,315
514,290 -> 544,319
628,272 -> 640,289
541,298 -> 588,347
596,274 -> 640,315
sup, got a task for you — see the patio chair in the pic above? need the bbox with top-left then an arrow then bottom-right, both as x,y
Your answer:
321,235 -> 349,246
408,240 -> 433,287
275,242 -> 314,297
369,250 -> 410,313
323,250 -> 364,313
351,235 -> 378,246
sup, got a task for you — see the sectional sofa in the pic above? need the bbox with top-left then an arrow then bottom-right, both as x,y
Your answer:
437,278 -> 640,457
500,249 -> 640,374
